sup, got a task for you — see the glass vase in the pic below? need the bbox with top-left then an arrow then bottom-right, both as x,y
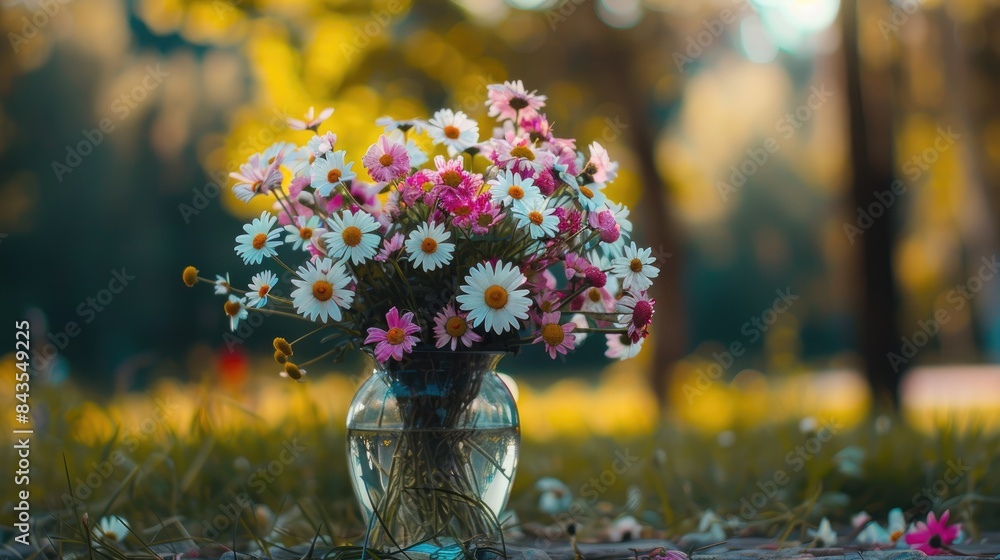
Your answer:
345,350 -> 520,550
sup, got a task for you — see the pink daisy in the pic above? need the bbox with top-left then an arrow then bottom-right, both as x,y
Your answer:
287,106 -> 334,131
433,305 -> 483,350
364,307 -> 421,363
486,80 -> 547,122
230,151 -> 284,204
533,311 -> 576,359
362,134 -> 410,182
520,113 -> 554,143
492,130 -> 554,174
616,291 -> 655,343
471,196 -> 505,235
904,510 -> 961,555
585,141 -> 618,184
374,232 -> 405,262
564,253 -> 591,280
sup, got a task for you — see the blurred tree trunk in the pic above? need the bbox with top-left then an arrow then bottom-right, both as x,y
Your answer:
842,0 -> 903,408
601,34 -> 687,405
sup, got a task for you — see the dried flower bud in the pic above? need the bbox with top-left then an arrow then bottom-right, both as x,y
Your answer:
273,337 -> 293,356
273,350 -> 287,365
182,266 -> 198,287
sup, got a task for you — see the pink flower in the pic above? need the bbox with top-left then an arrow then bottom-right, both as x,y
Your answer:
230,151 -> 283,203
589,209 -> 621,243
374,233 -> 405,262
585,141 -> 618,184
470,195 -> 505,235
432,305 -> 483,350
533,311 -> 576,358
364,307 -> 421,363
402,169 -> 438,206
534,168 -> 557,196
492,130 -> 554,174
616,291 -> 655,343
585,266 -> 607,288
520,113 -> 553,142
904,510 -> 961,555
486,80 -> 547,122
564,253 -> 590,280
554,207 -> 582,235
287,106 -> 334,131
362,134 -> 410,182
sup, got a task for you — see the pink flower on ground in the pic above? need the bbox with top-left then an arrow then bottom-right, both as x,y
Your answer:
904,510 -> 961,555
374,232 -> 405,262
486,80 -> 547,122
616,291 -> 655,343
432,305 -> 483,350
533,311 -> 576,359
364,307 -> 421,363
362,134 -> 410,182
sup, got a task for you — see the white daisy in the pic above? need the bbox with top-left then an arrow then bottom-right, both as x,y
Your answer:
246,270 -> 278,308
290,258 -> 355,322
310,150 -> 357,198
323,209 -> 381,265
456,261 -> 531,334
213,273 -> 231,295
512,197 -> 559,239
575,181 -> 608,211
610,242 -> 660,292
283,215 -> 323,251
405,222 -> 455,272
235,212 -> 282,265
427,109 -> 479,154
223,294 -> 248,331
488,169 -> 541,208
95,516 -> 128,542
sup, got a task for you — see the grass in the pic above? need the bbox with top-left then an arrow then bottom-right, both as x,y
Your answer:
2,367 -> 1000,558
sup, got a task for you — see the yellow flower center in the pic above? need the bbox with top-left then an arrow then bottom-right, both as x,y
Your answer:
446,316 -> 468,337
379,153 -> 394,166
386,327 -> 406,345
444,125 -> 461,139
540,300 -> 553,312
327,168 -> 342,183
454,206 -> 471,217
541,323 -> 565,346
421,181 -> 435,192
477,214 -> 493,227
629,258 -> 643,273
508,185 -> 524,199
342,226 -> 363,247
252,233 -> 267,250
309,154 -> 315,164
299,227 -> 313,240
258,285 -> 270,298
580,185 -> 594,199
440,170 -> 462,187
588,288 -> 603,303
528,211 -> 544,225
251,180 -> 263,193
421,237 -> 438,253
224,300 -> 242,317
510,145 -> 534,160
484,285 -> 508,310
312,280 -> 333,302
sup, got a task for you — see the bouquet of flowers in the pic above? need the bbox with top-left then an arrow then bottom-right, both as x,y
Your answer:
183,81 -> 659,548
182,80 -> 658,373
